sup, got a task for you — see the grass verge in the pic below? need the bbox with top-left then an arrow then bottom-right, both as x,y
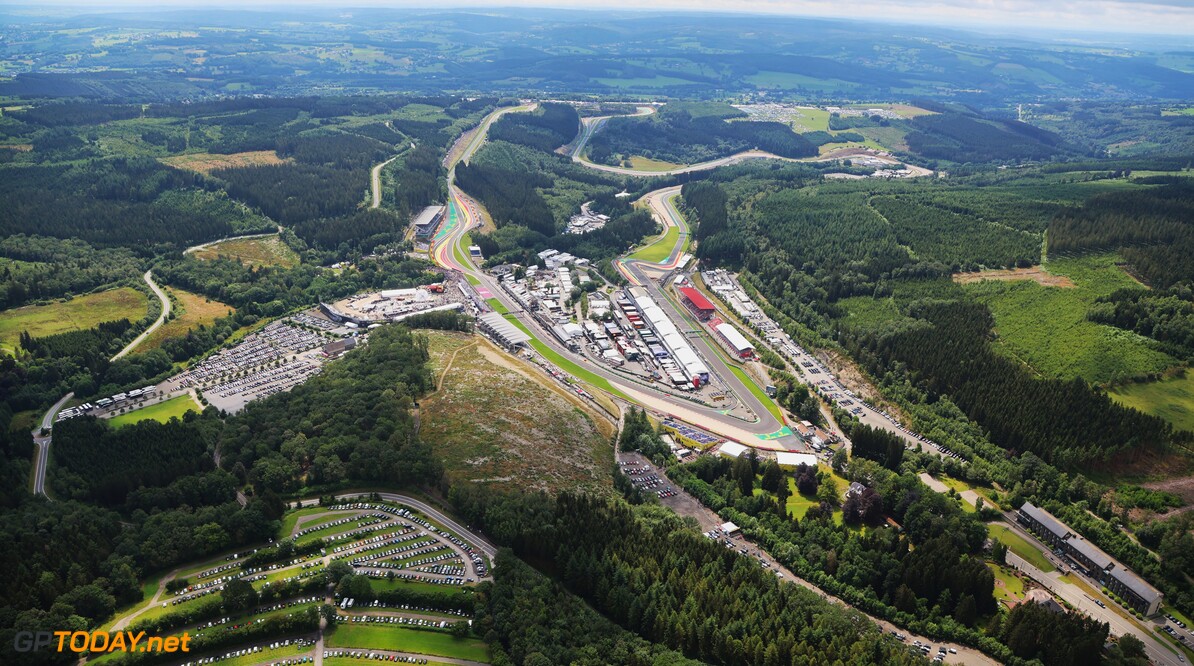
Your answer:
988,523 -> 1056,573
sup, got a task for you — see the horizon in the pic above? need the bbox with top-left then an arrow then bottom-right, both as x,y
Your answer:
3,1 -> 1194,40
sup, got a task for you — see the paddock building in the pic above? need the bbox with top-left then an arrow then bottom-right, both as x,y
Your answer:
412,205 -> 447,239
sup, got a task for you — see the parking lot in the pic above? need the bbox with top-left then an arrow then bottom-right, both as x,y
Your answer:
161,319 -> 341,413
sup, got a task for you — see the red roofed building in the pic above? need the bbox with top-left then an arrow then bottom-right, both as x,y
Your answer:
678,286 -> 715,321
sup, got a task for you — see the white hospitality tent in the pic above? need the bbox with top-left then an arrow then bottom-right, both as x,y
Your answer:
775,451 -> 818,468
718,441 -> 748,458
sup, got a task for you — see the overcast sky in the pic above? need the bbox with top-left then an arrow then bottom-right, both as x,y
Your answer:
10,0 -> 1194,37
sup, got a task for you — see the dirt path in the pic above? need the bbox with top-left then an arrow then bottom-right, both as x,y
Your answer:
437,340 -> 479,391
112,572 -> 176,631
952,267 -> 1076,288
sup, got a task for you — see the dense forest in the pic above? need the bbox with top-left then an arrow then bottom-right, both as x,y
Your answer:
667,449 -> 1010,656
51,412 -> 216,505
477,552 -> 703,666
455,161 -> 558,237
906,112 -> 1068,164
391,143 -> 445,222
0,158 -> 274,248
488,102 -> 579,152
217,325 -> 439,493
588,102 -> 818,165
453,488 -> 928,666
0,235 -> 142,309
1088,286 -> 1194,360
1049,181 -> 1194,288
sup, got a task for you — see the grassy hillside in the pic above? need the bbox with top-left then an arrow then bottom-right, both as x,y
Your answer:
0,286 -> 147,350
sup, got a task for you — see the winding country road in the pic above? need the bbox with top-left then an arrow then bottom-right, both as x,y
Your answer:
113,270 -> 172,360
568,104 -> 930,178
370,155 -> 399,209
32,269 -> 172,497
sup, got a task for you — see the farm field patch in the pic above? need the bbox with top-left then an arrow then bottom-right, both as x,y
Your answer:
139,288 -> 234,352
1110,370 -> 1194,433
627,155 -> 685,171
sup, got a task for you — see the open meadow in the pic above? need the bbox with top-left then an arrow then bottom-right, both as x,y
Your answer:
325,624 -> 488,662
418,331 -> 614,494
0,287 -> 147,351
1111,371 -> 1194,434
139,288 -> 234,352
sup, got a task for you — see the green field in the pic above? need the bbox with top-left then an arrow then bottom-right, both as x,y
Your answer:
286,512 -> 356,538
277,506 -> 336,539
107,395 -> 201,428
0,287 -> 147,350
988,523 -> 1056,573
784,478 -> 818,519
964,254 -> 1175,385
629,223 -> 680,262
325,624 -> 488,662
191,234 -> 299,268
367,578 -> 475,598
1110,371 -> 1194,433
790,107 -> 830,132
295,518 -> 374,546
214,642 -> 315,666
